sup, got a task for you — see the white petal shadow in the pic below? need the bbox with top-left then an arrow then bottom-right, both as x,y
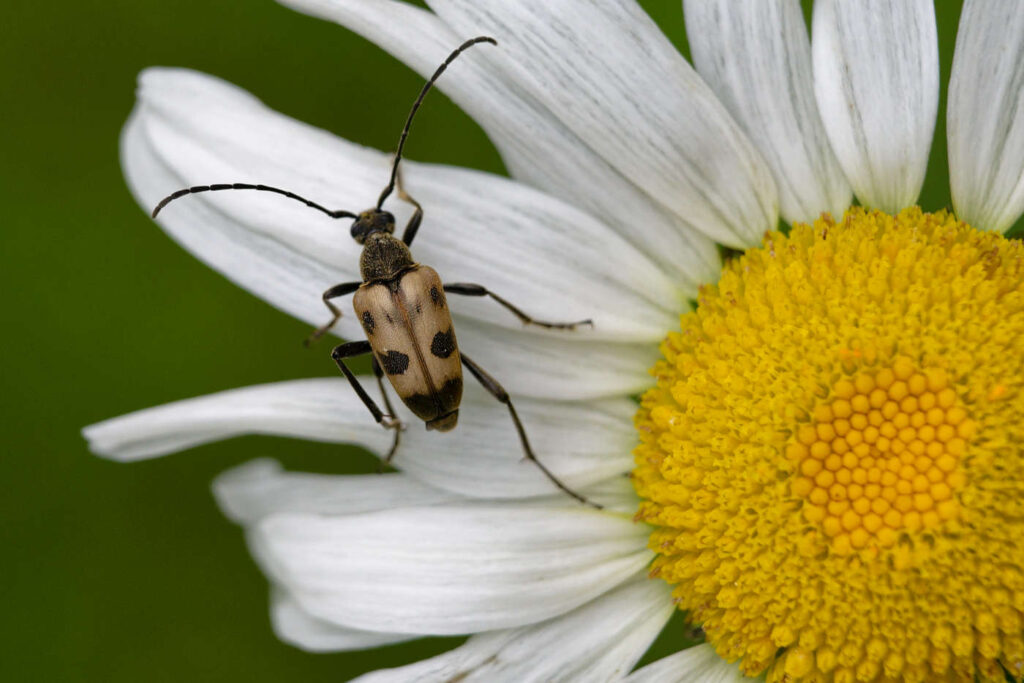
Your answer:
122,68 -> 667,399
812,0 -> 938,213
272,589 -> 416,652
624,644 -> 745,683
86,378 -> 639,499
685,0 -> 851,225
278,0 -> 723,287
947,0 -> 1024,234
425,0 -> 778,247
352,574 -> 673,682
250,503 -> 651,634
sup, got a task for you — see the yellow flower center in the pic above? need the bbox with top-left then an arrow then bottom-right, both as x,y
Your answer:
791,357 -> 972,556
633,208 -> 1024,683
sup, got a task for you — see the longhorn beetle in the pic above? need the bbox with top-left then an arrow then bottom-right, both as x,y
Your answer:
151,37 -> 600,508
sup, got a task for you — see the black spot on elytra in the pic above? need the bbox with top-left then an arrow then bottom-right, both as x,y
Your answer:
437,376 -> 463,411
430,286 -> 443,306
404,378 -> 463,422
361,310 -> 375,334
403,392 -> 435,421
430,328 -> 456,359
380,350 -> 410,375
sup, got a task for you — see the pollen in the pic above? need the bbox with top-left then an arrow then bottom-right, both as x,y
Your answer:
633,208 -> 1024,682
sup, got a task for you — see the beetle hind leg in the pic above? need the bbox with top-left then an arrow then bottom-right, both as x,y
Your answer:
372,358 -> 404,465
460,352 -> 602,510
443,283 -> 593,330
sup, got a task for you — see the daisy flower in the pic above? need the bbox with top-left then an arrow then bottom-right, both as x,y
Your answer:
84,0 -> 1024,681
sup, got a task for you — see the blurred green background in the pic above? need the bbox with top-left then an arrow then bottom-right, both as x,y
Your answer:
2,1 -> 973,680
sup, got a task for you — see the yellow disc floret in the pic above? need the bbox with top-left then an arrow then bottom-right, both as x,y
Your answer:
792,359 -> 971,555
633,208 -> 1024,683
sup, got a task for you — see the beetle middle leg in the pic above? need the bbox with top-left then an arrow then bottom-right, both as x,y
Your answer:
444,284 -> 593,330
460,352 -> 601,509
331,340 -> 403,447
304,281 -> 362,346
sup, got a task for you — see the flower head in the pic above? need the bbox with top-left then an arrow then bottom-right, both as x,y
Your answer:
86,1 -> 1024,681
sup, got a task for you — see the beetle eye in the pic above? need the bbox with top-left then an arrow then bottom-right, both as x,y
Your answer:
350,221 -> 367,244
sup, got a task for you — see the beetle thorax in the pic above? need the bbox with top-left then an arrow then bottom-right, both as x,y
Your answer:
360,232 -> 416,282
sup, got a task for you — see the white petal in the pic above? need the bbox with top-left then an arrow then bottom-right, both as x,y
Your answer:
424,0 -> 778,248
396,387 -> 636,499
251,504 -> 651,634
624,644 -> 744,683
812,0 -> 938,214
83,379 -> 390,462
272,589 -> 415,652
947,0 -> 1024,233
212,459 -> 459,524
685,0 -> 851,225
126,67 -> 676,339
122,69 -> 666,400
85,378 -> 638,499
279,0 -> 722,287
352,574 -> 673,682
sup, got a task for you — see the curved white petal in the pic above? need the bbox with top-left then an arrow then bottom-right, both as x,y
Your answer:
272,590 -> 415,652
624,644 -> 744,683
812,0 -> 938,213
423,0 -> 778,248
85,378 -> 638,499
352,574 -> 673,682
122,69 -> 667,400
685,0 -> 851,225
213,459 -> 459,524
251,504 -> 650,634
278,0 -> 722,290
83,379 -> 391,462
947,0 -> 1024,233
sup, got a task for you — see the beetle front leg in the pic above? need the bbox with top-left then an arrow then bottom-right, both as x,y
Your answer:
372,357 -> 403,464
331,341 -> 402,437
395,167 -> 423,247
460,352 -> 602,510
444,283 -> 593,330
304,281 -> 362,346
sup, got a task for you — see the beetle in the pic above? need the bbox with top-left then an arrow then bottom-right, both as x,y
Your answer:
150,37 -> 599,508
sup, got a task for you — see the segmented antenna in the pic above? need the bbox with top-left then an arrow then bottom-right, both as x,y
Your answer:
375,36 -> 497,210
151,183 -> 358,220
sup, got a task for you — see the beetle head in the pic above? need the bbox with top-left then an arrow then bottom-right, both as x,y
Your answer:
350,209 -> 396,244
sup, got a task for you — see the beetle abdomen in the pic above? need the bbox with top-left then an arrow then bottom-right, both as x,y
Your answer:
353,266 -> 463,425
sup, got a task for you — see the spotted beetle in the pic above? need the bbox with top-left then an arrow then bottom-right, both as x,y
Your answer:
151,37 -> 599,508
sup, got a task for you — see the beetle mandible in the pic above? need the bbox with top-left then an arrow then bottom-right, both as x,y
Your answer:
151,37 -> 600,508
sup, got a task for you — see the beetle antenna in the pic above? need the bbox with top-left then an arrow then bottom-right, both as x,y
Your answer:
151,183 -> 358,220
376,35 -> 497,210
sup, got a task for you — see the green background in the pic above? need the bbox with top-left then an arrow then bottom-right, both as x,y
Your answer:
2,1 -> 978,680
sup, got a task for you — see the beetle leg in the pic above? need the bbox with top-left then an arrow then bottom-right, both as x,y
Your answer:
395,165 -> 424,247
304,281 -> 362,347
444,283 -> 593,330
460,352 -> 602,510
372,357 -> 404,464
331,341 -> 402,438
